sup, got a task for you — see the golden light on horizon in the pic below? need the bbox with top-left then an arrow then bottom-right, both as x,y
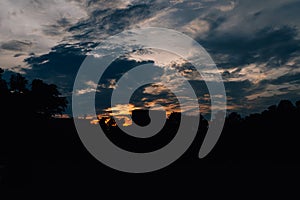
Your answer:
90,119 -> 99,125
121,116 -> 132,127
105,118 -> 110,124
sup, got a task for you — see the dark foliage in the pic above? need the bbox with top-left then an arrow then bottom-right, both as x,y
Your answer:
0,67 -> 300,191
0,69 -> 67,120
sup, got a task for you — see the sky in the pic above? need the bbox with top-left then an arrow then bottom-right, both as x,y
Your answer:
1,0 -> 300,120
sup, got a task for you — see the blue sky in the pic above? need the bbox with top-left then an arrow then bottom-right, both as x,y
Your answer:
1,0 -> 300,117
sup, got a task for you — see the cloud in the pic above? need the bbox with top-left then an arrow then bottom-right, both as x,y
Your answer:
215,1 -> 236,12
182,18 -> 210,38
103,103 -> 138,116
215,0 -> 300,35
245,83 -> 300,101
143,84 -> 170,96
0,0 -> 88,69
224,61 -> 300,84
126,49 -> 186,67
1,40 -> 32,51
69,1 -> 170,42
1,0 -> 300,117
74,80 -> 98,95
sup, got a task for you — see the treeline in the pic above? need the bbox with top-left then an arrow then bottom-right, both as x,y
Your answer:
0,68 -> 68,187
1,68 -> 300,188
1,67 -> 300,164
0,68 -> 67,120
212,99 -> 300,163
96,99 -> 300,163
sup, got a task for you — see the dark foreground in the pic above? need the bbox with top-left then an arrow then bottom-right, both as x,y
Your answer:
1,99 -> 300,193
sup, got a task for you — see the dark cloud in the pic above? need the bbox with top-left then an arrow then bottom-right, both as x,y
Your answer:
202,26 -> 300,69
13,53 -> 25,57
24,43 -> 88,92
69,0 -> 169,41
94,59 -> 154,112
42,18 -> 72,36
10,0 -> 300,116
1,40 -> 32,51
198,25 -> 300,115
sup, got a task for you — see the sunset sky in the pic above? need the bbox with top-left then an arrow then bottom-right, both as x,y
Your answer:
1,0 -> 300,120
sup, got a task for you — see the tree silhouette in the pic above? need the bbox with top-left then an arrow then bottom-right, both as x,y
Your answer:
9,73 -> 28,94
0,69 -> 69,188
277,99 -> 296,114
30,79 -> 68,119
296,101 -> 300,109
2,67 -> 300,189
226,112 -> 243,125
0,68 -> 8,94
0,69 -> 67,120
